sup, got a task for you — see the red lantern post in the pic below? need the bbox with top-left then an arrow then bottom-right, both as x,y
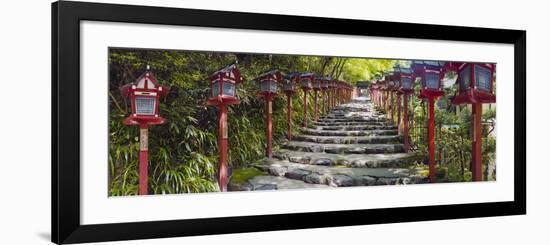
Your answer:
397,92 -> 402,128
327,80 -> 333,110
312,77 -> 322,121
256,70 -> 283,158
451,62 -> 496,181
347,84 -> 352,102
120,67 -> 170,195
379,82 -> 383,107
283,72 -> 300,140
390,74 -> 402,130
372,82 -> 380,107
341,82 -> 348,104
336,81 -> 341,106
412,60 -> 446,183
333,80 -> 338,108
369,83 -> 376,106
380,80 -> 388,114
300,73 -> 314,127
348,85 -> 351,102
345,84 -> 349,102
384,73 -> 397,123
206,64 -> 243,192
351,85 -> 354,101
321,78 -> 329,115
377,84 -> 382,107
369,85 -> 373,102
395,65 -> 415,152
338,81 -> 345,105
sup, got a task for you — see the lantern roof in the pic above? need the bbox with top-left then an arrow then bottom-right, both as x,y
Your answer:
120,69 -> 169,98
300,72 -> 315,78
285,72 -> 301,80
208,63 -> 244,83
411,60 -> 445,73
136,70 -> 160,87
255,69 -> 283,82
394,64 -> 413,75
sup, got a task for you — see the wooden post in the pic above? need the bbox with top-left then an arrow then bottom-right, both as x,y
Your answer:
428,97 -> 436,183
472,103 -> 483,181
334,88 -> 339,107
390,92 -> 395,122
139,124 -> 148,195
379,91 -> 383,108
403,94 -> 410,152
383,91 -> 387,112
333,88 -> 336,108
388,92 -> 391,118
333,88 -> 337,107
218,104 -> 229,192
410,95 -> 414,138
287,93 -> 292,140
266,96 -> 273,158
303,89 -> 309,128
397,94 -> 402,131
322,90 -> 327,115
327,89 -> 331,112
313,90 -> 318,122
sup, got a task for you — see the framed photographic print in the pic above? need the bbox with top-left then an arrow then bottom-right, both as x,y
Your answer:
52,1 -> 526,244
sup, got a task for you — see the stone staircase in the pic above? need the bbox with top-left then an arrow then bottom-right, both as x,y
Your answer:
231,97 -> 426,191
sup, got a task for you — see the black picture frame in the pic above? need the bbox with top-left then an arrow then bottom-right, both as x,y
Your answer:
52,1 -> 526,244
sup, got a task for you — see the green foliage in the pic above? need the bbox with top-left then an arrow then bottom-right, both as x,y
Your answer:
341,58 -> 396,83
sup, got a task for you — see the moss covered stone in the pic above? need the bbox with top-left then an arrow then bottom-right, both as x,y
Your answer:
230,167 -> 266,184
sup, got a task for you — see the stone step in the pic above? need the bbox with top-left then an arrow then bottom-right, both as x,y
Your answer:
229,175 -> 330,191
313,125 -> 397,131
263,160 -> 426,187
292,134 -> 403,144
321,116 -> 388,121
332,107 -> 377,110
314,121 -> 392,126
316,118 -> 388,123
281,141 -> 405,154
273,150 -> 420,168
322,110 -> 384,115
300,128 -> 398,136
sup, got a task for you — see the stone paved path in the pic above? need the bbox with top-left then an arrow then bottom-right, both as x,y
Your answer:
232,97 -> 426,191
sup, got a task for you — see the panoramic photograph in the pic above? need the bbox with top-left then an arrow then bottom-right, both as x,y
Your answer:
108,47 -> 496,196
